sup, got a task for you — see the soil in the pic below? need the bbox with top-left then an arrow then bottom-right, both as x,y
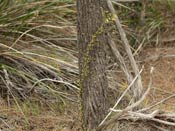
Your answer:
0,99 -> 81,131
140,47 -> 175,111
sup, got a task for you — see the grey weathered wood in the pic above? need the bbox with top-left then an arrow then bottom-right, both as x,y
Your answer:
107,0 -> 143,103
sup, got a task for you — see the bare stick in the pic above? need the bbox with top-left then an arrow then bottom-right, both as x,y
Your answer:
98,67 -> 154,130
111,109 -> 175,126
107,0 -> 143,103
110,109 -> 160,119
138,94 -> 175,113
125,67 -> 154,110
107,34 -> 133,84
99,66 -> 144,126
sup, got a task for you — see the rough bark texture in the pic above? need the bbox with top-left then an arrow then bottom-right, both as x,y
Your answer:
77,0 -> 109,130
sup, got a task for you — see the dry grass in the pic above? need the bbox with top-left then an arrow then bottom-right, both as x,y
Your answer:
0,0 -> 78,103
0,1 -> 79,129
0,0 -> 175,131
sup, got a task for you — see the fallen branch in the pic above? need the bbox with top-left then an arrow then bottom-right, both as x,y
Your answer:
97,66 -> 154,130
111,109 -> 175,126
99,66 -> 144,126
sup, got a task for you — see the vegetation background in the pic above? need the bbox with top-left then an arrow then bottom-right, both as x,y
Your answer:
0,0 -> 175,130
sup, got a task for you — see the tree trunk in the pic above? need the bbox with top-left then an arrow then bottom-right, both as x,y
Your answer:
77,0 -> 109,130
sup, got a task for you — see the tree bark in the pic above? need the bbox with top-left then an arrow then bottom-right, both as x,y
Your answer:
77,0 -> 109,130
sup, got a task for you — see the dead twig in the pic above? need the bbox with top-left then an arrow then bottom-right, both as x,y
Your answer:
98,67 -> 154,130
99,66 -> 144,126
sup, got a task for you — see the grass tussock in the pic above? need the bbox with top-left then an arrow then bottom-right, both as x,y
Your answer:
0,1 -> 175,130
0,0 -> 78,107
